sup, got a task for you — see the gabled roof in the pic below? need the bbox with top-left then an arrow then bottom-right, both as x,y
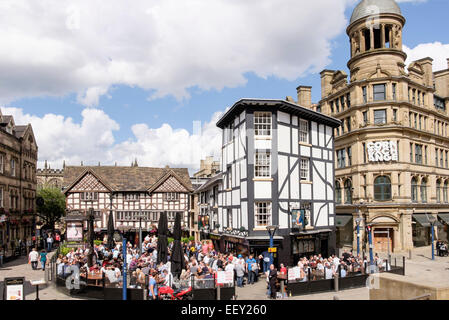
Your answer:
216,98 -> 341,129
147,169 -> 194,193
195,173 -> 223,194
63,166 -> 193,193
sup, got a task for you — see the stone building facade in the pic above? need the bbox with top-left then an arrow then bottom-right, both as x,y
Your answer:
0,109 -> 38,259
36,160 -> 64,190
296,0 -> 449,253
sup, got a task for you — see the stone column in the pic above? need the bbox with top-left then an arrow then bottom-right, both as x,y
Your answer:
370,26 -> 374,50
360,29 -> 365,52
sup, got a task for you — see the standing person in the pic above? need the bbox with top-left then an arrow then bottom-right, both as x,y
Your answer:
235,260 -> 245,288
268,264 -> 277,299
46,234 -> 53,252
29,248 -> 39,270
148,271 -> 158,300
40,250 -> 48,271
246,255 -> 257,285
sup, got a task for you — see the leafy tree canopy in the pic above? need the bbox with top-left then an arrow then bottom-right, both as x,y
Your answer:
36,187 -> 66,229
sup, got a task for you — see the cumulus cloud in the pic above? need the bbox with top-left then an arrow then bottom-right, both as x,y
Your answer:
404,42 -> 449,71
0,0 -> 350,106
1,106 -> 222,172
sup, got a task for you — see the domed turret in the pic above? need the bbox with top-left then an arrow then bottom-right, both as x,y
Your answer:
350,0 -> 402,25
347,0 -> 406,82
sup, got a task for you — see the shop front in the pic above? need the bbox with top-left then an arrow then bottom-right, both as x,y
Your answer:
412,214 -> 439,247
290,230 -> 334,265
221,235 -> 250,256
438,213 -> 449,242
246,236 -> 284,267
335,215 -> 354,251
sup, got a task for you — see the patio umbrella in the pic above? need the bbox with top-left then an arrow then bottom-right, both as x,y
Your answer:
87,208 -> 95,267
157,211 -> 168,264
171,212 -> 185,278
107,209 -> 115,250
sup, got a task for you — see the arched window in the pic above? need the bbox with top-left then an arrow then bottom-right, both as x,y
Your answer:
344,180 -> 352,204
436,179 -> 442,203
374,176 -> 391,201
335,181 -> 342,204
421,178 -> 427,203
411,178 -> 418,202
444,180 -> 449,203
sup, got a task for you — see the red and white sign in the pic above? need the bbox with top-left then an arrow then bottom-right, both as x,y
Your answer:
216,270 -> 234,284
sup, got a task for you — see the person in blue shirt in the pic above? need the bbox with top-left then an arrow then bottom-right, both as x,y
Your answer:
40,250 -> 48,271
148,272 -> 158,300
246,255 -> 257,285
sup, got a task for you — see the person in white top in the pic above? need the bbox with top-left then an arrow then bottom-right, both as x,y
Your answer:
28,248 -> 39,270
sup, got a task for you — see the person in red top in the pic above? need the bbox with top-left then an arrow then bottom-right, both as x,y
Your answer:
279,263 -> 287,275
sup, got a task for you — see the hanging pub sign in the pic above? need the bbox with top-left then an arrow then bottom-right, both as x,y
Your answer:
3,277 -> 25,300
291,203 -> 311,229
66,222 -> 83,242
367,141 -> 398,162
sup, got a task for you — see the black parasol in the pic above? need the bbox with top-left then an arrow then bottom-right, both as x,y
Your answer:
157,211 -> 168,264
171,211 -> 185,278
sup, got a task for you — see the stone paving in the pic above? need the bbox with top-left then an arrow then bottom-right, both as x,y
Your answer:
0,252 -> 81,300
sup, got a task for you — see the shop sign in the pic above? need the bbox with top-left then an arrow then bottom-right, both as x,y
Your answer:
295,235 -> 314,240
210,235 -> 221,240
3,277 -> 25,300
268,247 -> 277,253
367,141 -> 398,162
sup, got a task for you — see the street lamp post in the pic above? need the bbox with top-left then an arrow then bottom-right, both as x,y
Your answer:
138,203 -> 143,255
366,224 -> 374,273
426,214 -> 437,260
266,225 -> 279,266
355,199 -> 364,257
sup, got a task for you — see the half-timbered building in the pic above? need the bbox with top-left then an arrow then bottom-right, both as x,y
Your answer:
62,165 -> 193,240
216,99 -> 340,266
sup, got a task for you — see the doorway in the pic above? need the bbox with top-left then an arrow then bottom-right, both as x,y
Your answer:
373,228 -> 394,253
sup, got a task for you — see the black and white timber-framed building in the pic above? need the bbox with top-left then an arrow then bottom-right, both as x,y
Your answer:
215,99 -> 341,266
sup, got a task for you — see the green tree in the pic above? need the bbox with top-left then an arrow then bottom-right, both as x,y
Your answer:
36,187 -> 66,230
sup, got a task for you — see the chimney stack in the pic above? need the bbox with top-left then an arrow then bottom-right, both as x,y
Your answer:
297,86 -> 312,108
320,70 -> 335,98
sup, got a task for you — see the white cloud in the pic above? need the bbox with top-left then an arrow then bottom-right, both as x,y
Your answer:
1,106 -> 222,172
404,42 -> 449,71
0,0 -> 351,106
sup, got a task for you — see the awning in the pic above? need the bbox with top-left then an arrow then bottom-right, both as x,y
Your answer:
412,215 -> 442,227
438,213 -> 449,225
335,215 -> 353,228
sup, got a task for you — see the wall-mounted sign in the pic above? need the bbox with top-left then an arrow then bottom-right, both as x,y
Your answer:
291,203 -> 311,229
367,141 -> 398,162
3,277 -> 25,300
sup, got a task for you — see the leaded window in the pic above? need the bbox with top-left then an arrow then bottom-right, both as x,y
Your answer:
411,178 -> 418,202
300,158 -> 309,180
255,202 -> 271,228
255,152 -> 270,178
299,119 -> 309,143
254,112 -> 272,137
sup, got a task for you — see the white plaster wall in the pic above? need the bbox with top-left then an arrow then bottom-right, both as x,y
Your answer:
254,181 -> 272,199
278,155 -> 289,199
278,124 -> 291,153
279,202 -> 289,228
314,202 -> 328,227
300,146 -> 311,157
301,183 -> 312,200
312,161 -> 326,200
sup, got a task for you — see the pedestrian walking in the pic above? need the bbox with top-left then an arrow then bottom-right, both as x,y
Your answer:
40,250 -> 48,271
46,234 -> 54,252
246,254 -> 257,285
29,248 -> 39,270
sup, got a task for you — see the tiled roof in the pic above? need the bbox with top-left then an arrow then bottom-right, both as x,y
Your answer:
195,173 -> 223,193
63,166 -> 193,192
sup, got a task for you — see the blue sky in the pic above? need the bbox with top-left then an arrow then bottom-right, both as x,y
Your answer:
1,0 -> 448,172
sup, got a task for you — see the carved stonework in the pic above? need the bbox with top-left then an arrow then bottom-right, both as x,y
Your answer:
392,24 -> 402,49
